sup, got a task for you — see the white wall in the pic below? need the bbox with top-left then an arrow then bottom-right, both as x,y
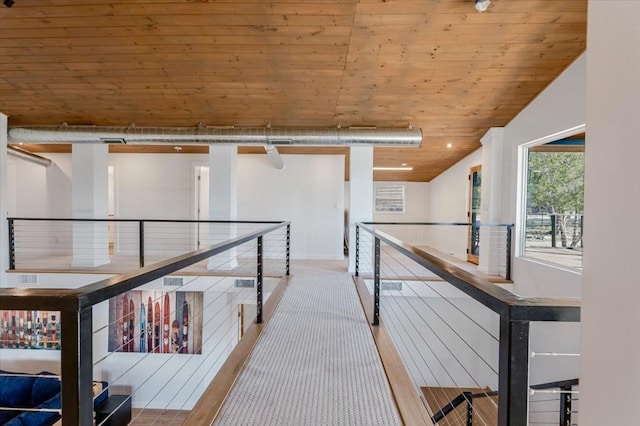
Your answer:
238,154 -> 344,260
503,53 -> 586,222
5,153 -> 72,218
581,2 -> 640,424
424,55 -> 585,298
428,149 -> 481,223
505,55 -> 586,299
425,149 -> 482,259
10,152 -> 345,260
111,154 -> 194,220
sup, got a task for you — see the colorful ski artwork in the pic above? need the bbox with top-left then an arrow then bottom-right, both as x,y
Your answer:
107,290 -> 202,354
147,297 -> 153,353
122,294 -> 129,352
154,302 -> 161,353
0,310 -> 61,350
140,303 -> 146,353
163,293 -> 170,353
128,299 -> 135,352
181,300 -> 189,354
171,320 -> 180,353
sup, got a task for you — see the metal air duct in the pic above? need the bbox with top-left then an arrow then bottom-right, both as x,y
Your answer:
8,125 -> 423,147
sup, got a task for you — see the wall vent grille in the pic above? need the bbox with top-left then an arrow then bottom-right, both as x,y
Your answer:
18,274 -> 38,284
381,281 -> 403,291
163,277 -> 184,287
234,279 -> 255,288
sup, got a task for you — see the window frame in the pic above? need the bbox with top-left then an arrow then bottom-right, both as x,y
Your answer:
516,125 -> 585,272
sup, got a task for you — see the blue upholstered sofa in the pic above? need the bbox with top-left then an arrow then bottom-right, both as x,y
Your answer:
0,370 -> 108,426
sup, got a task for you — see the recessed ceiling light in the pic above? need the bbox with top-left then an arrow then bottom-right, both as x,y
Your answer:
446,143 -> 453,148
475,0 -> 490,13
401,163 -> 408,166
373,167 -> 413,171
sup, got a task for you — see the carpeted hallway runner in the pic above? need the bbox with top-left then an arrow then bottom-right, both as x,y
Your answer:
213,261 -> 402,425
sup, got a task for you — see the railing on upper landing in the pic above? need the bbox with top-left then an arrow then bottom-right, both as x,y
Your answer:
7,217 -> 290,273
360,221 -> 513,281
355,222 -> 580,426
0,220 -> 290,426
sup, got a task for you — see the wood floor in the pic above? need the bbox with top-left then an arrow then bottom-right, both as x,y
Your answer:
422,387 -> 498,426
130,409 -> 189,425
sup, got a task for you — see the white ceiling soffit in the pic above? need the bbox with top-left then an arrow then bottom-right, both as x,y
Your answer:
8,125 -> 423,147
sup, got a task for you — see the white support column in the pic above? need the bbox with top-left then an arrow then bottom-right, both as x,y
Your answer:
478,127 -> 506,276
0,113 -> 8,284
71,144 -> 110,267
208,146 -> 238,270
581,2 -> 640,424
348,147 -> 373,273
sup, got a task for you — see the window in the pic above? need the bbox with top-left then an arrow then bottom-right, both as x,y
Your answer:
523,136 -> 584,270
375,184 -> 405,213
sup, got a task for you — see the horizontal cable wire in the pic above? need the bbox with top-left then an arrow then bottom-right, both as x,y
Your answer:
7,222 -> 287,425
377,248 -> 497,425
362,234 -> 502,424
93,246 -> 258,392
379,244 -> 500,381
383,245 -> 499,342
103,280 -> 253,425
139,286 -> 255,417
381,290 -> 468,426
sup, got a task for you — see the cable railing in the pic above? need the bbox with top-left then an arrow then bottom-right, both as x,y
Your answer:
7,218 -> 289,274
0,221 -> 290,425
355,223 -> 580,426
360,222 -> 513,280
529,378 -> 579,426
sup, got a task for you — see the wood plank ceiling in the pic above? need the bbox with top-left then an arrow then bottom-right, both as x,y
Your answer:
0,0 -> 587,181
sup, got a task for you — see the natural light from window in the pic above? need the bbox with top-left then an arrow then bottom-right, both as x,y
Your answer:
523,136 -> 584,270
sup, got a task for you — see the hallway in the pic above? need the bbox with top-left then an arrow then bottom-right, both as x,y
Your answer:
213,260 -> 402,425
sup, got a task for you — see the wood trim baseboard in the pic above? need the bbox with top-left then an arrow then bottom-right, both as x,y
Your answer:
353,276 -> 434,426
183,275 -> 292,425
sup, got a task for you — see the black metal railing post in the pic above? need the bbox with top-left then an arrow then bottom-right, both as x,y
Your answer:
551,214 -> 557,248
373,236 -> 380,326
60,307 -> 93,426
286,224 -> 290,276
559,385 -> 572,426
256,236 -> 263,324
498,317 -> 530,426
355,224 -> 360,276
465,392 -> 473,426
139,220 -> 145,268
506,225 -> 512,281
8,218 -> 15,270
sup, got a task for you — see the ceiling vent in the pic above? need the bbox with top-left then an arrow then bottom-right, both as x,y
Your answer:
100,138 -> 126,144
